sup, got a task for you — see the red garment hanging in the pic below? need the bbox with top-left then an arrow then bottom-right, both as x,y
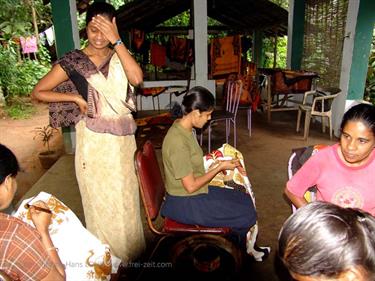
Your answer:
150,42 -> 166,67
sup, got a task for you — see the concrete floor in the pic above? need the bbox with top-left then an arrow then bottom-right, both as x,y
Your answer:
17,108 -> 336,281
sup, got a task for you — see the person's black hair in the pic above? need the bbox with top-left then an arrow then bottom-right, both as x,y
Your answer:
0,144 -> 20,185
86,2 -> 116,26
278,201 -> 375,279
340,103 -> 375,136
181,86 -> 215,115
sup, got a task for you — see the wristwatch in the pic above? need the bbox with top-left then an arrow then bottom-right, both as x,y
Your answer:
113,39 -> 123,47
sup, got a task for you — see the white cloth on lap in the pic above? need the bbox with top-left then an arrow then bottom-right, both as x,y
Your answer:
15,192 -> 121,281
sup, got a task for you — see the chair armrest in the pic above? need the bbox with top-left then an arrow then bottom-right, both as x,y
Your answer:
302,90 -> 319,105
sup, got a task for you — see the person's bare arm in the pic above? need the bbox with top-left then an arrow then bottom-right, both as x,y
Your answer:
284,187 -> 308,209
30,202 -> 66,280
181,160 -> 241,193
91,15 -> 143,86
31,64 -> 88,113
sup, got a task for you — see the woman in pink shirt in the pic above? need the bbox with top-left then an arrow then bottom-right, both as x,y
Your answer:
285,103 -> 375,215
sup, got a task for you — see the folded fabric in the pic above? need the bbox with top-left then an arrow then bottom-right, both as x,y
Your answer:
15,192 -> 121,281
203,144 -> 271,261
204,143 -> 255,203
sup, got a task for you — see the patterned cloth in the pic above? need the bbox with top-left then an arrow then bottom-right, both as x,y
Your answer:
204,144 -> 270,261
49,50 -> 137,134
0,213 -> 52,281
15,192 -> 121,281
210,35 -> 241,77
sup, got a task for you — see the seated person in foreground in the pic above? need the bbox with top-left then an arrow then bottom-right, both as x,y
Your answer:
285,103 -> 375,215
161,86 -> 269,260
279,201 -> 375,281
0,144 -> 65,281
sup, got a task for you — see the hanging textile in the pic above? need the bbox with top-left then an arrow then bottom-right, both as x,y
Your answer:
44,26 -> 55,46
167,36 -> 193,64
210,35 -> 241,77
20,36 -> 38,54
131,29 -> 145,51
150,42 -> 166,67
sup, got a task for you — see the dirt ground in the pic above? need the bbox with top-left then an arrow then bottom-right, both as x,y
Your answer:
0,100 -> 64,204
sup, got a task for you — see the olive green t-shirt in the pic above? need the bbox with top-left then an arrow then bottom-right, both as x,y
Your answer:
162,121 -> 208,196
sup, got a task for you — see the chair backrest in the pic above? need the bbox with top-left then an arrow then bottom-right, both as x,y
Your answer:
134,141 -> 165,224
311,87 -> 341,114
225,80 -> 243,116
287,145 -> 327,212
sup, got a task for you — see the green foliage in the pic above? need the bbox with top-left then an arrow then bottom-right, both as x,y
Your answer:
0,43 -> 50,98
0,0 -> 51,102
364,30 -> 375,105
0,0 -> 51,40
4,97 -> 35,119
33,125 -> 57,153
163,11 -> 190,27
262,36 -> 287,69
110,0 -> 133,10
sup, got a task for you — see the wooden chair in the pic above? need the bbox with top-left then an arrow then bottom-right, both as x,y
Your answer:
296,87 -> 341,140
134,140 -> 242,272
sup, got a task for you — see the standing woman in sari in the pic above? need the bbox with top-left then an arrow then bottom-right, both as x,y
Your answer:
32,2 -> 145,262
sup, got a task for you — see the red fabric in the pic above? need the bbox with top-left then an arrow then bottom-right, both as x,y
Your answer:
168,37 -> 192,64
210,35 -> 241,77
224,73 -> 261,111
140,87 -> 166,97
0,213 -> 52,280
164,218 -> 230,234
150,42 -> 166,67
131,29 -> 145,50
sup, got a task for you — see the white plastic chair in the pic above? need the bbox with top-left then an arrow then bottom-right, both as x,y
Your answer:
296,87 -> 341,140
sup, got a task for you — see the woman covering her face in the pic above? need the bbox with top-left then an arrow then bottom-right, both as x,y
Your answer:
285,103 -> 375,215
32,2 -> 145,261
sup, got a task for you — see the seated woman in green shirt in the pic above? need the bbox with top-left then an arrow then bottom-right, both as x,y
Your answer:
161,86 -> 269,261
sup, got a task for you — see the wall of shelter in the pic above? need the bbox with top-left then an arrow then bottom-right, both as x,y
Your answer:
301,0 -> 349,88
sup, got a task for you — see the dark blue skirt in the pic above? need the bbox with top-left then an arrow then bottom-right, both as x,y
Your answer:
160,186 -> 257,246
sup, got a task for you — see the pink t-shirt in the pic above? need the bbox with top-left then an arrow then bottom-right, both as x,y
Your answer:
287,143 -> 375,216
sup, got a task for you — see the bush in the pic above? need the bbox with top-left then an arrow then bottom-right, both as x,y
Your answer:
0,42 -> 51,99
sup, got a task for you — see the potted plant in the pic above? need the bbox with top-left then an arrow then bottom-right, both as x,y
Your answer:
33,125 -> 60,169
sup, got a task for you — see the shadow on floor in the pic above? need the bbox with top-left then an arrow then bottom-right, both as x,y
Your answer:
116,235 -> 292,281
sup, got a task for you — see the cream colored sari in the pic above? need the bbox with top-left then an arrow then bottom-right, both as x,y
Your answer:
73,52 -> 145,262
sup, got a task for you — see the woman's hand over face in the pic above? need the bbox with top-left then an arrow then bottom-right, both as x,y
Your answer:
92,15 -> 120,45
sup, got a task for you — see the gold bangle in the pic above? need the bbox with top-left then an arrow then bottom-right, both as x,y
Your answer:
46,246 -> 58,252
